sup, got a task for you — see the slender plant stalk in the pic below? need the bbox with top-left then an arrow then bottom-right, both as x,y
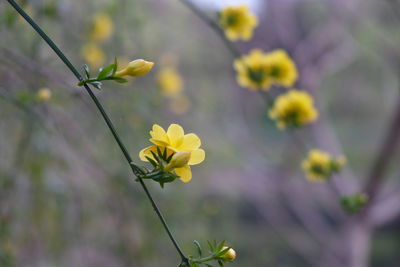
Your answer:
5,0 -> 189,264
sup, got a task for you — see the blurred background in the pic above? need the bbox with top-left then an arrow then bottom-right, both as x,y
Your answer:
1,0 -> 400,266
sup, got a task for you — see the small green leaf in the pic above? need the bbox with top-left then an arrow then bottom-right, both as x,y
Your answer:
216,240 -> 225,253
113,57 -> 118,75
218,260 -> 224,267
145,156 -> 158,168
150,151 -> 161,164
216,247 -> 230,257
89,81 -> 102,90
82,64 -> 90,79
207,241 -> 214,252
97,63 -> 116,80
193,240 -> 202,257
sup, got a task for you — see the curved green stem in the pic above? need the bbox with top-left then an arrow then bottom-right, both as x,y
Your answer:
5,0 -> 189,263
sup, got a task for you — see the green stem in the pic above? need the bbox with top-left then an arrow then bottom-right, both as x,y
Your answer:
6,0 -> 189,264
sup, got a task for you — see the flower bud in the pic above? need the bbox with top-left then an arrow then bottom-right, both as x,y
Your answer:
220,246 -> 236,263
164,152 -> 190,171
36,88 -> 51,101
114,59 -> 154,78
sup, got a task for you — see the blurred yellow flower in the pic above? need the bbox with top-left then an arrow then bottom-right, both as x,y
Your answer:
219,5 -> 258,41
81,43 -> 105,68
264,49 -> 298,87
234,49 -> 298,91
157,67 -> 184,97
89,13 -> 113,42
268,89 -> 318,129
114,59 -> 154,78
139,124 -> 205,182
220,246 -> 236,263
36,88 -> 51,101
169,94 -> 191,115
302,149 -> 346,181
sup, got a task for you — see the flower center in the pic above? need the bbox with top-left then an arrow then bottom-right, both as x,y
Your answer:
247,67 -> 267,84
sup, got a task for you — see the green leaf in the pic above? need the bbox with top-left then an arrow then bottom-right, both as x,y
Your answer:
216,240 -> 225,253
145,156 -> 158,168
89,81 -> 102,90
207,241 -> 214,252
217,260 -> 224,267
193,240 -> 202,257
216,247 -> 230,257
112,57 -> 118,75
97,63 -> 116,80
150,151 -> 160,164
82,64 -> 90,79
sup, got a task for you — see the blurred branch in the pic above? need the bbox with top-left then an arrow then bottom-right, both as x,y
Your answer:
178,0 -> 240,58
363,91 -> 400,205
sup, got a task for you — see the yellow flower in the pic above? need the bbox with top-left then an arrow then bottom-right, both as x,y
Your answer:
139,124 -> 205,182
36,88 -> 51,101
234,49 -> 298,91
268,90 -> 318,129
219,5 -> 258,41
302,149 -> 346,181
89,13 -> 113,42
81,43 -> 105,68
114,59 -> 154,78
220,246 -> 236,263
157,67 -> 184,97
264,49 -> 298,87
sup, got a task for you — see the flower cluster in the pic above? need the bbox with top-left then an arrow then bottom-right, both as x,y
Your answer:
139,124 -> 205,182
234,49 -> 298,91
268,90 -> 318,129
218,5 -> 258,41
301,149 -> 346,182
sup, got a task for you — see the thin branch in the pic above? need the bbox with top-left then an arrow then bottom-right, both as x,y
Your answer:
364,92 -> 400,206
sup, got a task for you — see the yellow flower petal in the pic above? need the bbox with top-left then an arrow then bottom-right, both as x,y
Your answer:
179,133 -> 201,151
149,138 -> 169,147
167,124 -> 184,147
139,145 -> 157,161
150,124 -> 169,143
188,149 -> 205,165
175,165 -> 192,182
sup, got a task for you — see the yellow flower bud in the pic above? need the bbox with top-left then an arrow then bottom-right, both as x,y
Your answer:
164,152 -> 191,171
114,59 -> 154,78
221,246 -> 236,263
36,88 -> 51,101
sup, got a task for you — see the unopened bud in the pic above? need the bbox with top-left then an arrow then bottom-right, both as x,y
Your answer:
114,59 -> 154,78
164,152 -> 190,171
221,246 -> 236,263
